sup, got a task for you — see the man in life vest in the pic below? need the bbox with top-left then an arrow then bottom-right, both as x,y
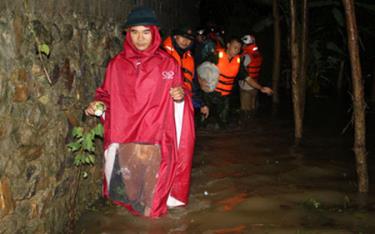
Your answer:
238,34 -> 272,117
201,37 -> 243,129
162,26 -> 210,121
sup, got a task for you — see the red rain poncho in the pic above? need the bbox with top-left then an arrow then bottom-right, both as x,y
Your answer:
94,26 -> 195,217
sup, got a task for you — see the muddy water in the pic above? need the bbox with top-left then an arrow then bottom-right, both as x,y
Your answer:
74,111 -> 375,234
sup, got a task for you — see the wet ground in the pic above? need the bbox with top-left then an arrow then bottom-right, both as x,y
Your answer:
75,100 -> 375,234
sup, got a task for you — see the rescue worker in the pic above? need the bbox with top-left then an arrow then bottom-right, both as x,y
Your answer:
162,26 -> 195,92
200,26 -> 224,62
214,27 -> 226,50
200,29 -> 216,63
238,34 -> 272,117
202,36 -> 272,129
194,28 -> 208,66
208,27 -> 225,50
162,26 -> 209,121
202,37 -> 243,129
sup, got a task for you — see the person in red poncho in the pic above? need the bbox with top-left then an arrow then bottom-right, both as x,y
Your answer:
85,6 -> 195,218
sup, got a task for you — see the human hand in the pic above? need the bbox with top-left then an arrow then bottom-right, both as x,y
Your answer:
170,86 -> 184,102
85,101 -> 106,116
260,87 -> 273,95
200,105 -> 209,119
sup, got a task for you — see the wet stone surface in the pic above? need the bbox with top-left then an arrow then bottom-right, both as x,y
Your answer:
75,115 -> 375,233
0,1 -> 199,232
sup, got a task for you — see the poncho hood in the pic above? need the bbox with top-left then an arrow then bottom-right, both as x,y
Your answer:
121,25 -> 161,60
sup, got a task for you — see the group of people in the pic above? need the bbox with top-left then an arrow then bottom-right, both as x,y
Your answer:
84,6 -> 272,218
160,21 -> 273,129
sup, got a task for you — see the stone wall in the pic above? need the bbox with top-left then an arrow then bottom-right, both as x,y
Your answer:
0,0 -> 198,233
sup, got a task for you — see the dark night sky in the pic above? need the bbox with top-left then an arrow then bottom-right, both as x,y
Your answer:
199,0 -> 271,37
198,0 -> 375,94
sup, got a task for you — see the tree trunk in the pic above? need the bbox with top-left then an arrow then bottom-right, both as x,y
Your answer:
290,0 -> 303,145
272,0 -> 281,105
342,0 -> 368,193
299,0 -> 308,118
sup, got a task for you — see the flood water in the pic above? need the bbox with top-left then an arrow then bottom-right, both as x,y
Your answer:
75,98 -> 375,234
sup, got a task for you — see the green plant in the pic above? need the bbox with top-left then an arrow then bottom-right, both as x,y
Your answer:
67,123 -> 103,168
303,198 -> 321,209
23,0 -> 52,85
38,43 -> 50,56
66,123 -> 103,232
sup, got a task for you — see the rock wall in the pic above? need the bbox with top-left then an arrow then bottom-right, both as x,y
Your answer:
0,0 -> 198,233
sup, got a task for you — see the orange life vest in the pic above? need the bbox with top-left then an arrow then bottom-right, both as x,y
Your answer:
162,36 -> 195,92
214,48 -> 241,96
242,44 -> 263,80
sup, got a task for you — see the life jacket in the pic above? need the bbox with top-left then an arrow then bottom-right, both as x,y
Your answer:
162,36 -> 195,92
214,48 -> 241,96
242,44 -> 263,80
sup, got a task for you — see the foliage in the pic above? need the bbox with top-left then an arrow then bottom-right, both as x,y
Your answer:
332,7 -> 345,27
66,123 -> 103,231
307,40 -> 343,95
23,0 -> 52,84
356,2 -> 375,13
38,43 -> 50,56
305,0 -> 375,96
67,124 -> 103,168
274,0 -> 373,96
305,2 -> 348,95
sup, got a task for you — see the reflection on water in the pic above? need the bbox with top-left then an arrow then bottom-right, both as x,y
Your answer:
75,105 -> 375,233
